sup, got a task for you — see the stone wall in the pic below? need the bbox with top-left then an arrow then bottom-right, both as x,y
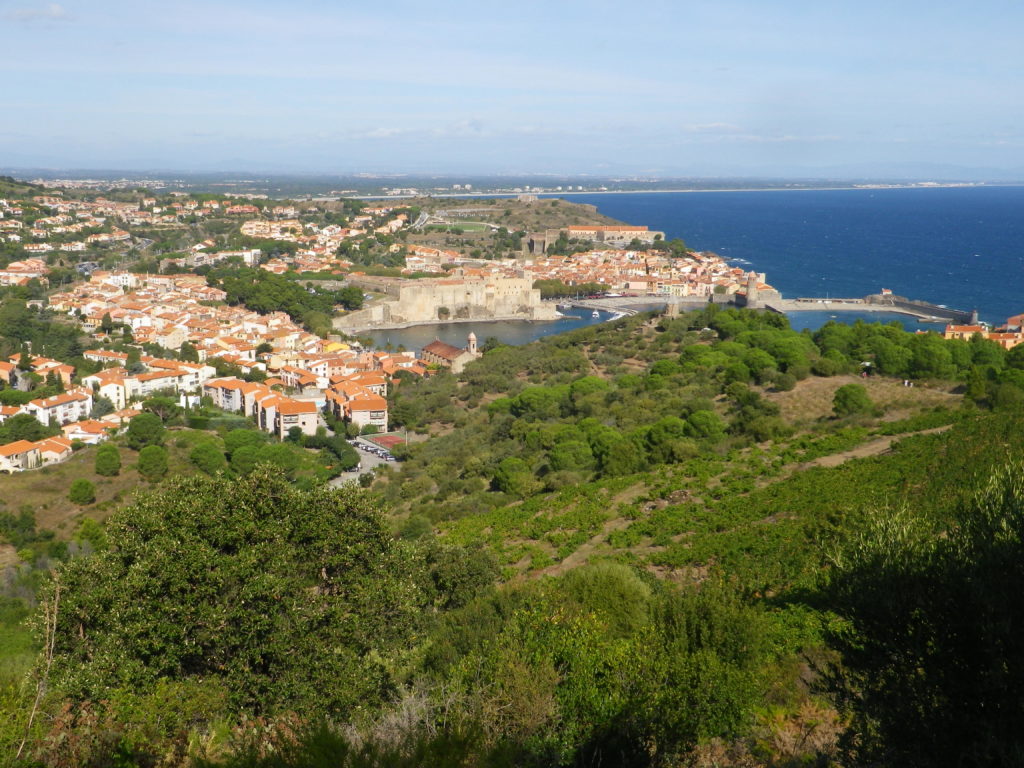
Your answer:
334,276 -> 559,331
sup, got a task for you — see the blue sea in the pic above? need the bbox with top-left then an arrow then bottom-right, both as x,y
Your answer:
371,186 -> 1024,350
566,186 -> 1024,326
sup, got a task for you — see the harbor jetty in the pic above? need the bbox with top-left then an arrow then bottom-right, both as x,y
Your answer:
560,291 -> 976,325
763,293 -> 976,324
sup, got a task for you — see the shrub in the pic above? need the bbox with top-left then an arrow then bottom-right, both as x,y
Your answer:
833,383 -> 874,417
69,479 -> 96,506
189,442 -> 227,475
94,443 -> 121,477
137,445 -> 168,482
126,413 -> 165,450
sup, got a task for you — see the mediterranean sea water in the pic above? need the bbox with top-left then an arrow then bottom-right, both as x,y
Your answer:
567,185 -> 1024,326
360,308 -> 615,351
369,186 -> 1024,350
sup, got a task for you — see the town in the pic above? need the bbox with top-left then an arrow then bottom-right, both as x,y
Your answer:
4,178 -> 1020,480
0,180 -> 782,474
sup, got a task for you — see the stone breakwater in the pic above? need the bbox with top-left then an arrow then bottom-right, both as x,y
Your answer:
765,294 -> 975,324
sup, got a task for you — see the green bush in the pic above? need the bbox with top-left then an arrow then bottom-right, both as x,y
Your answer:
833,383 -> 874,417
68,479 -> 96,505
137,445 -> 168,482
126,412 -> 165,450
189,442 -> 227,475
94,443 -> 120,477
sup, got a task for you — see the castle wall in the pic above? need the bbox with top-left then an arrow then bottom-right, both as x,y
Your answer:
334,276 -> 558,331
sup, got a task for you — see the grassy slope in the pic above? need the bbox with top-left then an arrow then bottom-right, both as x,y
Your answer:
0,427 -> 331,567
404,197 -> 625,256
376,315 -> 970,584
0,176 -> 44,199
415,197 -> 624,231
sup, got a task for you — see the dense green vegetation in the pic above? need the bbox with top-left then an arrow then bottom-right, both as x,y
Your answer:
382,306 -> 1006,525
0,298 -> 87,365
6,307 -> 1024,766
205,265 -> 363,335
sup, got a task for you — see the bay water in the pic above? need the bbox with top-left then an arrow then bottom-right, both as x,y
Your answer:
369,186 -> 1024,350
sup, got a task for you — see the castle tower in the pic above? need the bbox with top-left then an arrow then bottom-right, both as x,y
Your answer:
467,332 -> 478,355
745,271 -> 760,308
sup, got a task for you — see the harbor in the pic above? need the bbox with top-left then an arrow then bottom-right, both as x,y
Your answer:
557,291 -> 976,325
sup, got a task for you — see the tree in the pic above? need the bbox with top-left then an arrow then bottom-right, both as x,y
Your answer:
189,442 -> 227,475
0,413 -> 59,444
137,444 -> 168,482
46,470 -> 424,717
142,395 -> 181,422
94,443 -> 121,477
16,343 -> 33,371
230,444 -> 261,476
827,464 -> 1024,766
223,428 -> 267,456
178,341 -> 200,363
832,383 -> 873,417
126,412 -> 165,450
89,396 -> 115,419
68,478 -> 96,505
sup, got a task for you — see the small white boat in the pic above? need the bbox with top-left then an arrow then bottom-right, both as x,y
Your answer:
591,310 -> 600,318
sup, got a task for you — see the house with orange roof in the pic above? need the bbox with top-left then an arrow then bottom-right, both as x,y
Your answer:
61,419 -> 114,445
203,377 -> 250,411
333,371 -> 388,397
81,367 -> 130,409
36,436 -> 73,463
325,379 -> 389,433
272,398 -> 319,439
279,365 -> 322,391
101,407 -> 141,427
0,440 -> 41,473
0,405 -> 26,422
985,332 -> 1024,350
344,393 -> 388,432
944,324 -> 987,341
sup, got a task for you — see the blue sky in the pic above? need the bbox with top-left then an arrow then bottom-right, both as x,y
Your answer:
1,0 -> 1022,176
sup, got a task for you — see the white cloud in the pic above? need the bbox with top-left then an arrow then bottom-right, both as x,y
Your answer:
676,124 -> 842,144
4,2 -> 72,22
680,122 -> 742,134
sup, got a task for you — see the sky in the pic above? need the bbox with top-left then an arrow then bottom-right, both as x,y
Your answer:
1,0 -> 1023,177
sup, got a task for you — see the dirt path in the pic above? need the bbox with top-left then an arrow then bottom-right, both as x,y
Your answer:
538,516 -> 633,577
802,424 -> 953,469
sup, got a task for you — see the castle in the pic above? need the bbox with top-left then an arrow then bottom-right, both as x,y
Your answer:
336,273 -> 558,331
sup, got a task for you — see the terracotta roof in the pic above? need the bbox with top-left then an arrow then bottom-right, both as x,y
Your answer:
422,340 -> 465,361
276,400 -> 318,415
0,439 -> 38,457
348,395 -> 387,411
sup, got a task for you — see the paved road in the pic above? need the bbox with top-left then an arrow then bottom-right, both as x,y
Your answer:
329,437 -> 393,486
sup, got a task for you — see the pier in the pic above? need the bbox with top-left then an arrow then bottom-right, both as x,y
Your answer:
556,292 -> 975,325
764,293 -> 976,324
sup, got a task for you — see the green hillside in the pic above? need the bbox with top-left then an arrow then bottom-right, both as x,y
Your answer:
6,307 -> 1024,766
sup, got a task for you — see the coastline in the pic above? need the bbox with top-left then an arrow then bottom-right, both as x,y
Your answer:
338,312 -> 568,335
353,182 -> 1006,201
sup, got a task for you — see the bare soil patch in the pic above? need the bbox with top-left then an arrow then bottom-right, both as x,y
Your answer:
767,375 -> 960,424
